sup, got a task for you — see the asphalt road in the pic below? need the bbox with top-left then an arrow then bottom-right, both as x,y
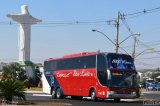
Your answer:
141,90 -> 160,99
29,99 -> 143,106
25,91 -> 160,106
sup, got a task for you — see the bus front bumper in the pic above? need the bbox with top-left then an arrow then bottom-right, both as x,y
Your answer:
107,91 -> 137,99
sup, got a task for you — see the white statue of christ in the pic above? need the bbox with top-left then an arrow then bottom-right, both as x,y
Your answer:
7,5 -> 42,61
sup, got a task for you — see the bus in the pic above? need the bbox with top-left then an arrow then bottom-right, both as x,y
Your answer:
44,52 -> 140,102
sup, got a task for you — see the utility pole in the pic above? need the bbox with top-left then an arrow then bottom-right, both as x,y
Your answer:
132,33 -> 140,61
115,11 -> 120,53
132,36 -> 136,61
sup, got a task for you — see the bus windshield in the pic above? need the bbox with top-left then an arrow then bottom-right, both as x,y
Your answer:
109,70 -> 137,88
107,53 -> 135,70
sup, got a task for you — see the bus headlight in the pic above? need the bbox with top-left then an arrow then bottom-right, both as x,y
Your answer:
108,91 -> 115,94
107,91 -> 116,98
131,92 -> 136,95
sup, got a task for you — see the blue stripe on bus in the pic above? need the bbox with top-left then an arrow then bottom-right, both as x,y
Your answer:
45,70 -> 64,95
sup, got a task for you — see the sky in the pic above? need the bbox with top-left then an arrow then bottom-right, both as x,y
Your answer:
0,0 -> 160,70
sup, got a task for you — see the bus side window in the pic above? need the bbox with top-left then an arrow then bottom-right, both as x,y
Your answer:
80,56 -> 96,69
97,55 -> 106,71
51,60 -> 57,70
97,55 -> 107,86
44,61 -> 51,71
57,60 -> 65,70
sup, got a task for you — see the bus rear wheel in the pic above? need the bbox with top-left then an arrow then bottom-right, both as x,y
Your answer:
51,89 -> 56,99
90,89 -> 97,101
56,88 -> 64,99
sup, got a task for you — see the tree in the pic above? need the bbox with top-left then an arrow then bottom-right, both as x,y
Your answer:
35,66 -> 42,87
0,79 -> 26,102
151,72 -> 160,79
156,67 -> 160,72
2,62 -> 28,81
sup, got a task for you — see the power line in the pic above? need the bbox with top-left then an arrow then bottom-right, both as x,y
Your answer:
121,15 -> 134,34
135,61 -> 156,67
136,56 -> 160,60
0,6 -> 160,26
122,40 -> 160,49
0,20 -> 108,25
120,14 -> 160,56
123,7 -> 160,19
142,51 -> 160,55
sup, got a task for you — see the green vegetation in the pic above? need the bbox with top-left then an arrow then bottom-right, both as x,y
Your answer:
35,66 -> 42,87
0,79 -> 26,102
2,63 -> 27,81
151,72 -> 160,79
0,62 -> 27,103
0,62 -> 42,103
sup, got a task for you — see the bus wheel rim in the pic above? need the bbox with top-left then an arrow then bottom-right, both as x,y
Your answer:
91,91 -> 95,100
57,89 -> 60,98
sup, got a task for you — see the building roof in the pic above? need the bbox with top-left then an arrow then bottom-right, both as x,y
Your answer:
156,76 -> 160,79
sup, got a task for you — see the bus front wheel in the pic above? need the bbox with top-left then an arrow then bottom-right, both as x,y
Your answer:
90,89 -> 97,101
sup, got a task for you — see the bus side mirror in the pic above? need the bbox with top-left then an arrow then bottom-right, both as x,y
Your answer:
137,72 -> 143,83
107,70 -> 111,80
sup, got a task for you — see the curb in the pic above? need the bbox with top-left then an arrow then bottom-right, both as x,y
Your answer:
24,91 -> 44,93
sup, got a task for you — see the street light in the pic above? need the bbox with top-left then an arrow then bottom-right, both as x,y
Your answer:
119,33 -> 140,45
135,48 -> 155,58
131,33 -> 141,61
92,29 -> 140,55
118,33 -> 140,61
92,29 -> 115,46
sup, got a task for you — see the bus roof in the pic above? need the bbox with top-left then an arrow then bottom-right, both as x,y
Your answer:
45,52 -> 132,62
45,52 -> 98,61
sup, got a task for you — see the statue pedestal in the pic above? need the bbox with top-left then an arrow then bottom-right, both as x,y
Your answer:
18,61 -> 35,79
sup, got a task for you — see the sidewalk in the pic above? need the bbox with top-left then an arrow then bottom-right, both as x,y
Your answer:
24,90 -> 44,93
141,89 -> 160,94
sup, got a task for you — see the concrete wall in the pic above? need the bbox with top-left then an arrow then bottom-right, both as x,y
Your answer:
39,67 -> 51,94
